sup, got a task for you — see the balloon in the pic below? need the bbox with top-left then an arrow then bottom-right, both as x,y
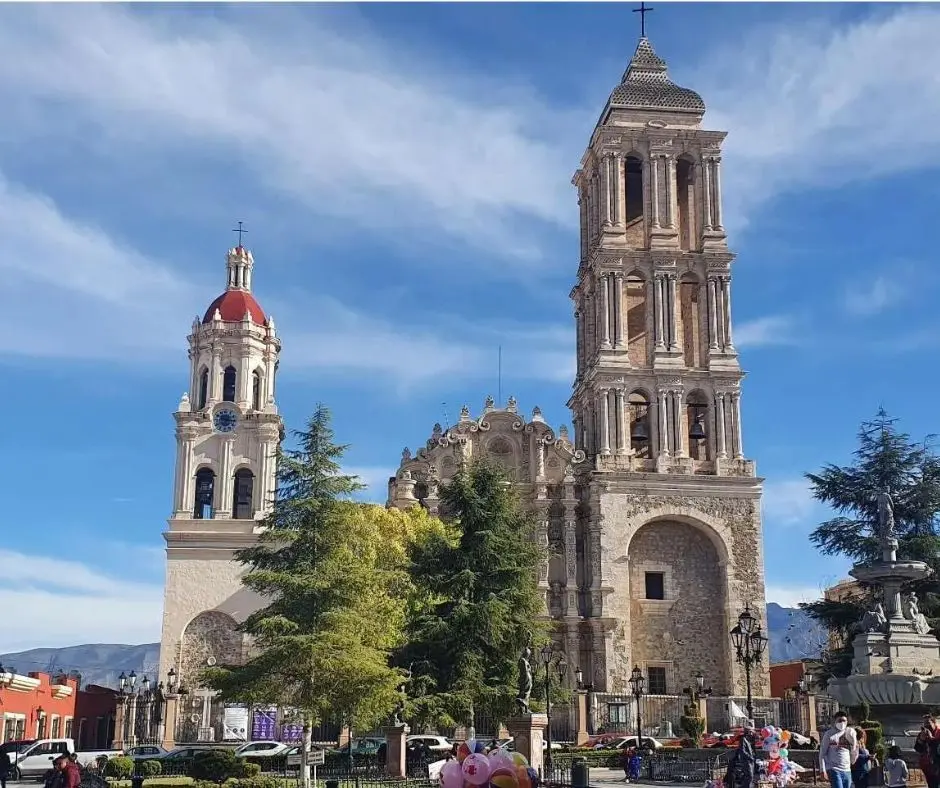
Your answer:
779,748 -> 789,759
525,766 -> 539,788
457,743 -> 472,763
780,731 -> 791,743
511,752 -> 528,768
488,749 -> 515,771
441,760 -> 464,788
472,740 -> 487,754
463,754 -> 492,786
490,767 -> 519,788
515,765 -> 532,788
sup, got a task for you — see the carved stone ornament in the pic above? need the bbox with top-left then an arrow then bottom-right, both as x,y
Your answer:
459,405 -> 471,421
402,447 -> 412,461
647,119 -> 668,129
484,395 -> 495,410
858,602 -> 887,634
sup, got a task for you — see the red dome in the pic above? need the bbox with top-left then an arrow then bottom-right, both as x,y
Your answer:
202,290 -> 267,324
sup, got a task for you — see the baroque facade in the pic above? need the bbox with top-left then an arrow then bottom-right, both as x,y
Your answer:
388,36 -> 768,697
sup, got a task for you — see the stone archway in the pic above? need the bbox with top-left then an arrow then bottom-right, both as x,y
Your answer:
179,610 -> 244,688
627,520 -> 731,694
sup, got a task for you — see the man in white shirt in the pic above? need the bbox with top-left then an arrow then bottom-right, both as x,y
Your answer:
820,711 -> 859,788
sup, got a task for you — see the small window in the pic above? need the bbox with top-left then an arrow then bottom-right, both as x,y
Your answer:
223,366 -> 237,403
252,371 -> 262,411
198,368 -> 209,409
194,468 -> 215,519
51,716 -> 60,737
233,469 -> 254,520
645,571 -> 665,600
64,718 -> 72,738
647,666 -> 668,695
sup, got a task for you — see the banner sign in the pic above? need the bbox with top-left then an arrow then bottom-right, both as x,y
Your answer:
251,707 -> 278,741
222,704 -> 249,741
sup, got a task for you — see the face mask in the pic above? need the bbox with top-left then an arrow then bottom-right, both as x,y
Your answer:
835,721 -> 847,731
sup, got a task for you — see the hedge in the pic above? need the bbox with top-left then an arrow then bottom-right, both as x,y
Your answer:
104,757 -> 135,780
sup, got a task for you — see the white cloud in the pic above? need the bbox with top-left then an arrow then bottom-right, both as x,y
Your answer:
344,466 -> 396,504
843,273 -> 908,317
0,5 -> 574,263
734,316 -> 796,348
701,6 -> 940,229
0,549 -> 163,651
765,584 -> 823,609
763,479 -> 818,527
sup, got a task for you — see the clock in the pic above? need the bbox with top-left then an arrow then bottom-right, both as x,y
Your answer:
213,409 -> 238,433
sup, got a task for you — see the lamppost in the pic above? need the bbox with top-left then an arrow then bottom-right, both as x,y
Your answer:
628,667 -> 645,748
683,672 -> 713,703
539,644 -> 568,774
119,671 -> 139,745
730,605 -> 768,723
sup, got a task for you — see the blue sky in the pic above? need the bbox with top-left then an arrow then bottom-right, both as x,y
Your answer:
1,1 -> 937,654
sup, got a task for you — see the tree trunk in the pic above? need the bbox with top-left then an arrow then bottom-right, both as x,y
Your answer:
301,717 -> 312,788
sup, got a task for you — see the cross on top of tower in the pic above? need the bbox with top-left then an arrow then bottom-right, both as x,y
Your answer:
232,221 -> 247,248
633,2 -> 653,38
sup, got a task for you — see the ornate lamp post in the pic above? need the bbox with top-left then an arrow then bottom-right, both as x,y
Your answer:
628,667 -> 645,748
730,605 -> 768,722
539,644 -> 568,774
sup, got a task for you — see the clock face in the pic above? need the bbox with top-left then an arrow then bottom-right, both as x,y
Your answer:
213,409 -> 238,433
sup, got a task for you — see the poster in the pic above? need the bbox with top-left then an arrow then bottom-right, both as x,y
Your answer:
252,707 -> 278,741
223,704 -> 250,741
281,723 -> 303,743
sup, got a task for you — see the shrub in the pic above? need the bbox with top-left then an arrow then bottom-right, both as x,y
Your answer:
104,757 -> 135,780
194,780 -> 221,788
238,762 -> 262,778
138,760 -> 163,777
190,749 -> 244,783
852,701 -> 885,763
228,777 -> 280,788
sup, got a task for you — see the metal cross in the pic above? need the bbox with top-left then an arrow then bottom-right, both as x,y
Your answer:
232,221 -> 247,246
633,2 -> 653,38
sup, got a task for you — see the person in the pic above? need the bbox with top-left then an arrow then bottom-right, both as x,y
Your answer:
851,727 -> 873,788
0,747 -> 11,788
884,744 -> 909,788
725,721 -> 756,788
819,711 -> 859,788
915,715 -> 940,788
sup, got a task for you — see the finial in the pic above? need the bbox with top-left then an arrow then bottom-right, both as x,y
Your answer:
633,2 -> 654,38
485,395 -> 495,410
532,406 -> 544,421
212,308 -> 222,323
179,392 -> 191,413
432,423 -> 442,436
233,221 -> 247,248
402,447 -> 412,461
459,405 -> 471,421
507,396 -> 518,412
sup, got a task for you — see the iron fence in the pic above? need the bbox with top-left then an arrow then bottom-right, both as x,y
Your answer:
594,694 -> 684,737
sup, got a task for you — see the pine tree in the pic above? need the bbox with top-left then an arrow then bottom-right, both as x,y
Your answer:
203,405 -> 406,788
400,460 -> 549,732
802,409 -> 940,679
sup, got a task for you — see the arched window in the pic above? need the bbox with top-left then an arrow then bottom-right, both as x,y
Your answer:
676,156 -> 696,251
628,391 -> 651,458
233,469 -> 255,520
222,366 -> 237,403
197,368 -> 209,409
625,156 -> 644,224
686,392 -> 709,461
194,468 -> 215,519
252,371 -> 262,411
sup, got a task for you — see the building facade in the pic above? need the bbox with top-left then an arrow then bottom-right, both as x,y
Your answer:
0,670 -> 77,743
389,35 -> 769,697
157,245 -> 283,732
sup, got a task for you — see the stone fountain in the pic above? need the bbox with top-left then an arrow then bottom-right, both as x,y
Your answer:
827,491 -> 940,745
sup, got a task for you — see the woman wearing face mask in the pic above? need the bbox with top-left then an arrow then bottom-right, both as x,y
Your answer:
914,715 -> 940,788
819,712 -> 858,788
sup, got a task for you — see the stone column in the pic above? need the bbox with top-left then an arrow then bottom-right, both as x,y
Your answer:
614,154 -> 625,227
650,156 -> 661,229
731,392 -> 744,459
665,156 -> 676,228
209,347 -> 222,402
721,276 -> 735,351
238,350 -> 251,408
506,714 -> 548,774
562,486 -> 579,615
217,435 -> 236,517
657,388 -> 671,457
715,393 -> 728,459
126,695 -> 138,746
601,155 -> 612,227
653,274 -> 666,350
599,390 -> 611,455
579,196 -> 588,261
674,389 -> 686,458
112,699 -> 127,749
713,157 -> 724,231
707,278 -> 719,351
702,160 -> 713,232
614,274 -> 624,348
615,388 -> 627,455
384,724 -> 410,778
805,694 -> 818,740
161,694 -> 180,750
575,692 -> 590,747
666,274 -> 678,350
600,275 -> 611,348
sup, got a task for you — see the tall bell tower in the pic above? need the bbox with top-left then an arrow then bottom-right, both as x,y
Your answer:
158,240 -> 283,687
568,34 -> 768,697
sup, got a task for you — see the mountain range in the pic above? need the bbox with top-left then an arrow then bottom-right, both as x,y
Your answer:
0,605 -> 824,690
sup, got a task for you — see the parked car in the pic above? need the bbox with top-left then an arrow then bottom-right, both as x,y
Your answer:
151,745 -> 217,772
0,740 -> 36,766
497,738 -> 563,752
601,736 -> 663,751
406,735 -> 453,753
330,738 -> 384,756
233,741 -> 292,761
125,745 -> 169,760
10,738 -> 121,779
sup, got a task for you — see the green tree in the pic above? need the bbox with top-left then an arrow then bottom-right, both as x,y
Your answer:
399,460 -> 549,732
203,405 -> 405,788
802,409 -> 940,679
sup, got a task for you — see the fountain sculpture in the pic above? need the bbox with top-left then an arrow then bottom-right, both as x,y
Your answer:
827,491 -> 940,744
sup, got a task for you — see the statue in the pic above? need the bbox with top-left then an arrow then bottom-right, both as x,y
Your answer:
485,395 -> 495,409
860,602 -> 887,633
876,490 -> 897,542
905,593 -> 931,636
391,666 -> 411,727
515,643 -> 533,715
152,682 -> 166,724
402,447 -> 412,461
507,396 -> 518,412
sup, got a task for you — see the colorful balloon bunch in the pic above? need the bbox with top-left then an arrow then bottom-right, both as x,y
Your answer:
440,742 -> 540,788
759,726 -> 799,787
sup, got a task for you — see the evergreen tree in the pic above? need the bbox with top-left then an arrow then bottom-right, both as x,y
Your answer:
400,460 -> 549,732
802,409 -> 940,679
203,405 -> 406,788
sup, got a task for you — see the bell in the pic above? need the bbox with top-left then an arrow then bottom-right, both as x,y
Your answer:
631,418 -> 649,442
689,414 -> 707,442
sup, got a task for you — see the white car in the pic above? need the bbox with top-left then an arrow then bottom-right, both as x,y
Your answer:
498,737 -> 563,752
600,736 -> 663,751
234,741 -> 292,759
407,735 -> 453,753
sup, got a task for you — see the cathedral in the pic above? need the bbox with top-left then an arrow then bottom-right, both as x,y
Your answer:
158,32 -> 769,734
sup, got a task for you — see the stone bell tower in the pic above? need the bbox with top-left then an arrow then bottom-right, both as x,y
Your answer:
568,35 -> 768,697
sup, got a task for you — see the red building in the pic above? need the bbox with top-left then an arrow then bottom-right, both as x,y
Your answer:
0,668 -> 117,749
769,659 -> 823,698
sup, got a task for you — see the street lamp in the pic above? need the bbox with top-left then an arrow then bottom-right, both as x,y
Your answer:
575,666 -> 584,690
730,605 -> 768,722
683,672 -> 713,703
628,667 -> 645,749
539,644 -> 568,774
